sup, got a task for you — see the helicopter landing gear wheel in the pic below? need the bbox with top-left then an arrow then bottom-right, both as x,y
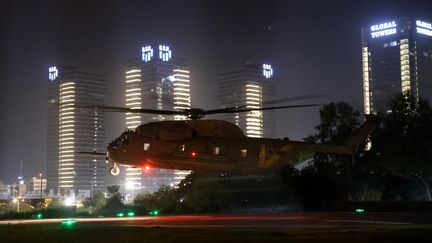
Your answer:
110,164 -> 120,176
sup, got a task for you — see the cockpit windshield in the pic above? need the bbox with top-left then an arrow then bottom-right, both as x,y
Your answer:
136,123 -> 154,137
108,132 -> 130,149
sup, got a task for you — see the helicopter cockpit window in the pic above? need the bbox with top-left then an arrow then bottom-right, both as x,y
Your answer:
213,146 -> 220,155
136,124 -> 154,137
121,134 -> 129,145
143,143 -> 150,151
240,149 -> 247,157
178,144 -> 186,152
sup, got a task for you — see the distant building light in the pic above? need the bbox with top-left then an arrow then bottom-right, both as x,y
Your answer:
142,46 -> 153,62
416,20 -> 432,30
370,21 -> 397,38
370,21 -> 396,31
159,45 -> 172,62
416,20 -> 432,36
49,66 -> 58,81
417,27 -> 432,36
262,64 -> 273,79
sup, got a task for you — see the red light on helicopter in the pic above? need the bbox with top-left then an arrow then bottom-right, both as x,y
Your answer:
145,165 -> 151,171
191,152 -> 197,157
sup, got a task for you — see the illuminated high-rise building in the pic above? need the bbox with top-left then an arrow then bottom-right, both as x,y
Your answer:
124,44 -> 191,195
218,63 -> 275,138
362,18 -> 432,114
47,65 -> 106,196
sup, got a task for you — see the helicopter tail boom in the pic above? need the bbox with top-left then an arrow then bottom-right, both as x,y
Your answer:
291,114 -> 378,155
342,114 -> 378,153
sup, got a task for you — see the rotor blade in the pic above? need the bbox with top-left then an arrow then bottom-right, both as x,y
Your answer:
205,104 -> 321,115
77,151 -> 106,156
84,105 -> 187,115
204,94 -> 326,114
260,94 -> 326,106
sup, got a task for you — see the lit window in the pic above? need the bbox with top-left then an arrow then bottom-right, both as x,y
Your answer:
390,41 -> 398,47
144,143 -> 150,151
179,144 -> 186,152
122,135 -> 129,145
241,149 -> 247,157
213,146 -> 220,155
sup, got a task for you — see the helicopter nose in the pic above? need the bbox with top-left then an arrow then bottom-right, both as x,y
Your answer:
106,150 -> 118,164
107,142 -> 117,151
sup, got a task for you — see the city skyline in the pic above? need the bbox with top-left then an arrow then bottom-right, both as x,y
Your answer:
123,44 -> 191,194
218,62 -> 276,138
362,18 -> 432,114
1,0 -> 432,183
47,65 -> 106,195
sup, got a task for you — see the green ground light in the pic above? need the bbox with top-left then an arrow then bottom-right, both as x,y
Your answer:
149,210 -> 159,216
32,213 -> 43,219
127,211 -> 135,217
61,219 -> 77,227
117,213 -> 125,217
356,208 -> 365,213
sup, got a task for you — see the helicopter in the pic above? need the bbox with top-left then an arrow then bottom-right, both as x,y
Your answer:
80,99 -> 378,176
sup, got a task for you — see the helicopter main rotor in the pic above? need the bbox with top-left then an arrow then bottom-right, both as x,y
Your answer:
87,94 -> 325,120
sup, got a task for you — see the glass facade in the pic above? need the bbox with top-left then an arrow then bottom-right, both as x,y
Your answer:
124,45 -> 191,195
362,18 -> 432,113
218,63 -> 275,138
47,66 -> 106,195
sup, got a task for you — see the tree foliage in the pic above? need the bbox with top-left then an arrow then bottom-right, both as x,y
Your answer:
370,93 -> 432,201
129,96 -> 432,214
83,192 -> 106,210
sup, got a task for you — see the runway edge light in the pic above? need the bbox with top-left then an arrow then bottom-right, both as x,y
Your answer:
149,210 -> 159,216
61,219 -> 77,227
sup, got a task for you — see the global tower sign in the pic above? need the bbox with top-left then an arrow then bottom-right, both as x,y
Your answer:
49,66 -> 58,81
141,45 -> 172,62
416,20 -> 432,37
370,21 -> 397,38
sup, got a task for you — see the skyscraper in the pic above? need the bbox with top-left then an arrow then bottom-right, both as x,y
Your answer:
218,63 -> 275,138
362,18 -> 432,114
124,44 -> 191,195
47,65 -> 106,196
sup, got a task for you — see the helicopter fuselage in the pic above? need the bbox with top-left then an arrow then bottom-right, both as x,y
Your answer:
106,118 -> 374,174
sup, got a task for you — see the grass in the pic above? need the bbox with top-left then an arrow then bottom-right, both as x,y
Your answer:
1,223 -> 432,242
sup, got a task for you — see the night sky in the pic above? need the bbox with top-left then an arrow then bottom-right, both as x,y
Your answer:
0,0 -> 431,183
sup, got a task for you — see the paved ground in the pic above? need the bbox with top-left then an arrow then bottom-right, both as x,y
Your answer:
1,213 -> 432,242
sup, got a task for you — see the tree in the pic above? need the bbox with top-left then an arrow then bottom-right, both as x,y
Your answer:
293,102 -> 381,209
311,102 -> 360,146
44,187 -> 50,196
107,185 -> 120,195
370,93 -> 432,201
102,185 -> 124,213
83,192 -> 106,212
183,173 -> 227,213
133,186 -> 181,214
59,189 -> 65,197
